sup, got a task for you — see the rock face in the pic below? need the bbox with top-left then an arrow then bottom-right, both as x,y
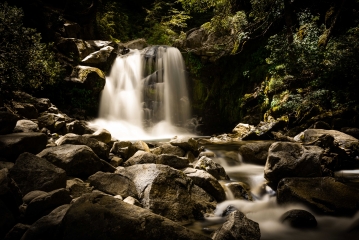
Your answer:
0,111 -> 18,134
13,120 -> 39,133
117,164 -> 194,224
194,156 -> 229,180
37,145 -> 115,178
9,153 -> 66,195
277,177 -> 359,215
212,210 -> 261,240
81,46 -> 115,71
264,142 -> 323,189
59,192 -> 210,240
0,133 -> 47,161
88,172 -> 138,199
280,209 -> 317,229
65,66 -> 105,95
239,142 -> 273,165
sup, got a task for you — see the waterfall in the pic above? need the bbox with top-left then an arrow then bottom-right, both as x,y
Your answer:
90,46 -> 191,140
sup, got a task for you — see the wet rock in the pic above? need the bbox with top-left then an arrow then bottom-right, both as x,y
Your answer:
280,209 -> 317,229
85,128 -> 112,144
37,145 -> 115,178
128,140 -> 150,158
232,123 -> 255,139
56,133 -> 110,159
222,205 -> 239,217
183,168 -> 226,202
156,154 -> 190,169
151,143 -> 185,157
212,210 -> 261,240
13,120 -> 39,133
37,112 -> 66,133
241,119 -> 287,140
12,102 -> 38,119
59,192 -> 210,240
0,111 -> 18,134
123,151 -> 157,167
88,171 -> 137,199
4,223 -> 30,240
117,164 -> 195,224
226,182 -> 253,201
123,196 -> 142,207
194,156 -> 229,180
87,40 -> 112,50
66,178 -> 93,199
170,136 -> 198,153
191,185 -> 217,219
66,120 -> 94,135
277,177 -> 359,215
57,38 -> 95,60
0,133 -> 47,161
9,153 -> 66,195
264,142 -> 323,190
81,46 -> 115,71
239,141 -> 273,165
110,141 -> 132,159
109,156 -> 123,167
124,38 -> 148,50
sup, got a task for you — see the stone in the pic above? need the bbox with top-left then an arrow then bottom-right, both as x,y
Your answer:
59,192 -> 210,240
109,156 -> 123,167
124,38 -> 148,50
277,177 -> 359,215
170,136 -> 198,154
66,178 -> 93,198
128,140 -> 150,158
12,102 -> 38,119
37,112 -> 66,133
156,154 -> 190,169
183,168 -> 226,202
66,120 -> 94,135
110,141 -> 132,159
0,111 -> 18,134
232,123 -> 255,139
88,171 -> 138,199
86,128 -> 112,144
312,121 -> 331,129
55,133 -> 110,159
123,151 -> 157,167
57,38 -> 95,60
0,161 -> 14,170
280,209 -> 317,229
37,145 -> 115,178
239,141 -> 274,165
0,132 -> 47,161
64,22 -> 81,38
117,164 -> 195,224
341,127 -> 359,139
9,153 -> 66,195
191,185 -> 217,220
4,223 -> 30,240
198,151 -> 216,158
23,191 -> 47,204
194,156 -> 229,180
226,182 -> 253,201
86,40 -> 112,50
151,143 -> 185,157
13,120 -> 39,133
81,46 -> 115,71
241,119 -> 287,140
185,28 -> 207,49
211,210 -> 261,240
264,142 -> 323,190
34,98 -> 51,112
123,196 -> 142,207
65,66 -> 105,95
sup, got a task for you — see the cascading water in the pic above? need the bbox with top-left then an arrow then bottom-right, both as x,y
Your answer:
90,46 -> 191,140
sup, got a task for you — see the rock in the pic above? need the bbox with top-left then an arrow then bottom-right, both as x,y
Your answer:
280,209 -> 317,229
123,151 -> 157,167
13,120 -> 39,133
23,191 -> 47,204
123,196 -> 142,207
184,28 -> 207,48
85,128 -> 112,144
191,185 -> 217,219
198,151 -> 216,158
117,164 -> 195,224
55,133 -> 110,159
25,188 -> 72,223
341,127 -> 359,139
21,204 -> 70,240
59,192 -> 210,240
194,156 -> 229,180
311,121 -> 331,129
232,123 -> 255,139
37,145 -> 115,178
57,38 -> 95,60
151,143 -> 185,157
242,119 -> 287,140
226,182 -> 252,201
185,151 -> 196,163
0,169 -> 22,222
183,168 -> 226,202
128,140 -> 150,158
110,141 -> 132,159
109,156 -> 123,167
264,142 -> 323,190
37,112 -> 66,133
211,210 -> 261,240
0,111 -> 18,134
81,46 -> 115,71
12,102 -> 38,119
34,98 -> 51,112
156,154 -> 190,169
170,137 -> 198,154
64,22 -> 81,38
66,178 -> 93,198
4,223 -> 30,240
66,120 -> 94,135
277,177 -> 359,215
86,40 -> 112,50
9,153 -> 66,195
0,132 -> 47,161
124,38 -> 148,50
239,142 -> 273,165
0,161 -> 14,170
88,171 -> 137,199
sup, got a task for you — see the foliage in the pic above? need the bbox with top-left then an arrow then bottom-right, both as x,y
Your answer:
0,2 -> 62,94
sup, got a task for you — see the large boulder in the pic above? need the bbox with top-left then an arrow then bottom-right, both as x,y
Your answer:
116,164 -> 195,224
211,210 -> 261,240
151,143 -> 185,157
66,120 -> 94,135
239,141 -> 274,165
156,154 -> 190,169
170,137 -> 198,154
81,46 -> 116,72
57,38 -> 95,60
65,66 -> 105,95
3,223 -> 30,240
264,142 -> 323,190
280,209 -> 317,229
191,185 -> 217,219
37,112 -> 66,133
13,120 -> 39,133
194,156 -> 229,180
84,128 -> 112,144
0,133 -> 47,161
123,151 -> 157,167
88,172 -> 138,199
241,119 -> 287,140
124,38 -> 148,50
59,192 -> 210,240
56,134 -> 110,159
37,145 -> 115,178
110,141 -> 132,159
128,140 -> 151,158
9,153 -> 66,195
12,102 -> 38,119
277,177 -> 359,215
0,111 -> 18,135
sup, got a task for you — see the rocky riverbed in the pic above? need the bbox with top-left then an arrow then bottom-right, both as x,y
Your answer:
1,94 -> 359,240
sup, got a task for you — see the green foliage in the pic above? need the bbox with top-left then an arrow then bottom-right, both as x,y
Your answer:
0,2 -> 62,93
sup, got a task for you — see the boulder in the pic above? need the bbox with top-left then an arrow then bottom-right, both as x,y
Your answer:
37,145 -> 115,178
128,140 -> 150,158
0,161 -> 14,170
198,151 -> 216,158
13,120 -> 39,133
88,171 -> 137,199
66,120 -> 94,135
232,123 -> 255,139
23,191 -> 47,204
109,156 -> 123,167
85,128 -> 111,144
211,210 -> 261,240
151,143 -> 185,157
55,134 -> 110,159
12,102 -> 38,119
191,185 -> 217,219
0,111 -> 18,134
156,154 -> 190,169
123,151 -> 157,167
65,66 -> 105,95
124,38 -> 148,50
194,156 -> 229,180
277,177 -> 359,215
239,141 -> 274,165
341,127 -> 359,139
57,38 -> 95,60
123,196 -> 142,207
183,168 -> 226,202
264,142 -> 323,190
33,98 -> 51,112
241,119 -> 287,140
66,178 -> 93,198
170,137 -> 198,154
110,141 -> 132,159
86,40 -> 112,50
185,28 -> 207,49
81,46 -> 116,71
37,113 -> 66,133
59,192 -> 210,240
280,209 -> 317,229
9,153 -> 66,195
3,223 -> 30,240
117,164 -> 195,224
226,182 -> 252,201
0,133 -> 47,161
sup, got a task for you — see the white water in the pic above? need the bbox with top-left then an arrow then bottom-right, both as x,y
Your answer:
90,47 -> 192,140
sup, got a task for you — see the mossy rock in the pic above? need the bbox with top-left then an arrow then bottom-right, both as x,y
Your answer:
66,66 -> 105,94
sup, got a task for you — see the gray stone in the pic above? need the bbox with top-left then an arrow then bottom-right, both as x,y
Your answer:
170,137 -> 198,153
37,113 -> 66,133
156,154 -> 190,169
66,120 -> 94,135
81,46 -> 115,71
13,120 -> 39,133
66,178 -> 93,198
194,156 -> 229,180
226,182 -> 252,201
110,141 -> 132,159
151,143 -> 185,157
239,141 -> 274,165
4,223 -> 30,240
124,38 -> 148,50
86,128 -> 112,144
280,209 -> 317,229
191,185 -> 217,220
23,191 -> 47,204
123,151 -> 157,167
109,156 -> 123,167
